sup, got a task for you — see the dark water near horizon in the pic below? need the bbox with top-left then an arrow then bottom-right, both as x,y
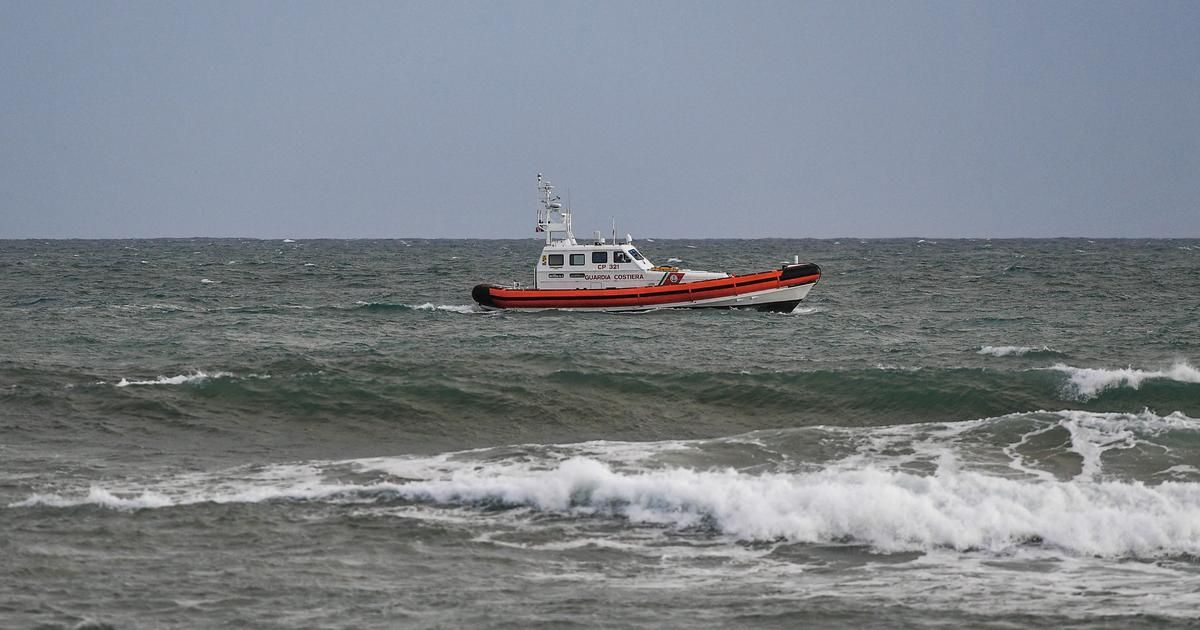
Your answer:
3,237 -> 1200,629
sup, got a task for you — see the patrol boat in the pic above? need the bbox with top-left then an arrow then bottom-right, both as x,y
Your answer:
471,174 -> 821,312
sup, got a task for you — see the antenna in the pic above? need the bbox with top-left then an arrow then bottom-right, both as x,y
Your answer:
534,173 -> 575,245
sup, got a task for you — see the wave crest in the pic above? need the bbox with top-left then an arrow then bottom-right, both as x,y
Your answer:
392,458 -> 1200,557
14,451 -> 1200,559
1046,362 -> 1200,400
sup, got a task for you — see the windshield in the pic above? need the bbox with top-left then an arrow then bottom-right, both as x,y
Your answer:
628,248 -> 645,261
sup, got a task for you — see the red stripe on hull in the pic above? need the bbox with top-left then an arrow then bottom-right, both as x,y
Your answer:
475,265 -> 821,310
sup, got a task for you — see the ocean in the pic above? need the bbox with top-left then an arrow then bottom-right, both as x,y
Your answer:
2,237 -> 1199,629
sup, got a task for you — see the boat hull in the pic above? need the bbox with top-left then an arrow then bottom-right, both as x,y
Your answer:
473,263 -> 820,312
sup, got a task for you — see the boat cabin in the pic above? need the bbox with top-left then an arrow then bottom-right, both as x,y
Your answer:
531,174 -> 728,290
536,241 -> 656,289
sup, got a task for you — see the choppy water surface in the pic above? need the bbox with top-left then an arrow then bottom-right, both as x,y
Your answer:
2,237 -> 1199,629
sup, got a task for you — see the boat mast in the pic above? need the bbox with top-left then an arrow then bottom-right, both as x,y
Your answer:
534,173 -> 575,245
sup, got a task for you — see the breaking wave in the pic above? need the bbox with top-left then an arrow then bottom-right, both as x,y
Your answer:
1045,362 -> 1200,400
14,457 -> 1200,559
13,409 -> 1200,559
401,458 -> 1200,557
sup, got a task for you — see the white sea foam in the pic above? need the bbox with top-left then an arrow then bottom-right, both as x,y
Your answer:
1159,465 -> 1200,479
350,301 -> 481,313
827,409 -> 1200,482
1054,409 -> 1200,481
16,450 -> 1200,559
111,303 -> 199,313
115,371 -> 234,387
392,458 -> 1200,557
12,468 -> 365,511
977,345 -> 1057,357
1045,362 -> 1200,400
1061,413 -> 1137,482
18,487 -> 177,510
874,363 -> 922,372
16,411 -> 1200,561
408,303 -> 481,314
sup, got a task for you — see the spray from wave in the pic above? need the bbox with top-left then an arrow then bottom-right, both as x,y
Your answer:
1045,362 -> 1200,400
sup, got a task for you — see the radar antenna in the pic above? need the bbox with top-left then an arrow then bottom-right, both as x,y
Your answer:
534,173 -> 575,244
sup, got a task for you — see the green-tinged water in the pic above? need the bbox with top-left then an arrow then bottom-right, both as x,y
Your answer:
2,238 -> 1199,629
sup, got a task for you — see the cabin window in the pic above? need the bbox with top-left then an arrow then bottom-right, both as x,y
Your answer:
548,254 -> 564,266
628,248 -> 645,261
570,254 -> 585,266
592,251 -> 607,264
548,273 -> 564,278
613,251 -> 631,264
569,272 -> 586,278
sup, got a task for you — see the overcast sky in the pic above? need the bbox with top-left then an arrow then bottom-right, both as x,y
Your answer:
1,0 -> 1197,239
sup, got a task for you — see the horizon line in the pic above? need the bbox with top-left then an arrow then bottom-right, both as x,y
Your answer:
2,235 -> 1198,242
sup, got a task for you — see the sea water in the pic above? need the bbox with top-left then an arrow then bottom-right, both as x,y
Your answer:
2,237 -> 1199,628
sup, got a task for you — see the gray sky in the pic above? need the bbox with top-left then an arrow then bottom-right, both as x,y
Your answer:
1,0 -> 1197,239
